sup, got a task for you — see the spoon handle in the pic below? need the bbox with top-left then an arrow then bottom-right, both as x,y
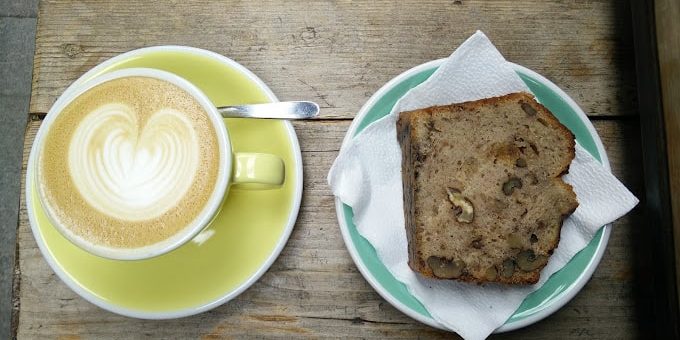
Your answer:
217,101 -> 319,119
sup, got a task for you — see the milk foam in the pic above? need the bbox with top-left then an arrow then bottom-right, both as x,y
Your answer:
68,103 -> 200,221
39,76 -> 220,249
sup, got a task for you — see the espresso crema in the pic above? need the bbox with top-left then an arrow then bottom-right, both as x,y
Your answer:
38,77 -> 220,249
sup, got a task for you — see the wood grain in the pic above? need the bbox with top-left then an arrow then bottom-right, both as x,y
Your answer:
16,118 -> 644,339
655,0 -> 680,315
29,0 -> 636,118
629,0 -> 677,336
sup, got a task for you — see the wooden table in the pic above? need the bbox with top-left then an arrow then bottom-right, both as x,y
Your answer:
13,1 -> 647,338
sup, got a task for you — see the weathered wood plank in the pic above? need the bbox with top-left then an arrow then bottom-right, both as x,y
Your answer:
29,0 -> 636,118
655,0 -> 680,317
17,117 -> 643,338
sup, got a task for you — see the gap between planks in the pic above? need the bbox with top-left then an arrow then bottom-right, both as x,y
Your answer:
25,113 -> 639,122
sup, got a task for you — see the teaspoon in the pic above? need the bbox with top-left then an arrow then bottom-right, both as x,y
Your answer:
217,101 -> 319,119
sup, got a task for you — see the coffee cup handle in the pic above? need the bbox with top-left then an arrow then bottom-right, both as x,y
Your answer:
231,153 -> 284,189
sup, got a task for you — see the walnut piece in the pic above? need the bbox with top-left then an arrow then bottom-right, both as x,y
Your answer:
502,177 -> 523,196
427,256 -> 465,279
446,188 -> 474,223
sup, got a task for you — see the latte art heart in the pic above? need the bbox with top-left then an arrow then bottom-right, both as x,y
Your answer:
69,103 -> 200,221
39,76 -> 221,250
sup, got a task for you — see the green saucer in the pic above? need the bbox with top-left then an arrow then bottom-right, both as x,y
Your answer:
335,59 -> 610,332
26,46 -> 303,318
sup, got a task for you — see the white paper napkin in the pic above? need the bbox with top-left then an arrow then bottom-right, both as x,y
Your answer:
327,31 -> 638,340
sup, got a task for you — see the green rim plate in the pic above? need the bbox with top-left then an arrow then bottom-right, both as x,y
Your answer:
335,59 -> 610,331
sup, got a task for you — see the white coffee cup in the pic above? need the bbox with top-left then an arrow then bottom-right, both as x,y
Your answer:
34,68 -> 284,260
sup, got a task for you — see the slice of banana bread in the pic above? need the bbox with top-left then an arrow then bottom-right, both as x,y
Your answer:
397,92 -> 578,285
